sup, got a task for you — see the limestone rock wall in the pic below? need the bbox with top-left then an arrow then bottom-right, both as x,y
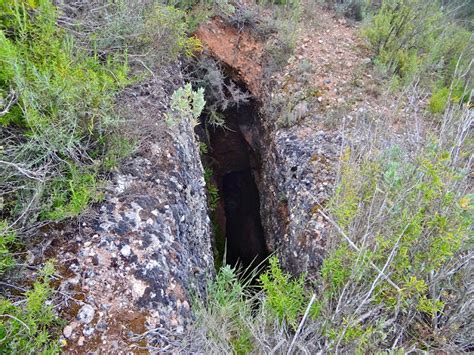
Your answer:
54,67 -> 214,352
259,121 -> 340,275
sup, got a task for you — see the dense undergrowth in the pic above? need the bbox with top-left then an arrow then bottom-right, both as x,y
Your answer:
0,0 -> 472,352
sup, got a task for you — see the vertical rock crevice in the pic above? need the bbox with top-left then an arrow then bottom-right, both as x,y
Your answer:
196,16 -> 339,276
203,98 -> 269,270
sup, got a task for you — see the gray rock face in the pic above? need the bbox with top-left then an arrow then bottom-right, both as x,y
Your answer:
259,112 -> 340,276
54,66 -> 214,352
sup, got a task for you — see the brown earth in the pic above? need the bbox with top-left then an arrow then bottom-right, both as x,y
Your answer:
196,16 -> 265,96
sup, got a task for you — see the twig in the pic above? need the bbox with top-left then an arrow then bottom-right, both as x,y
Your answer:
0,281 -> 28,292
131,58 -> 156,78
0,90 -> 17,117
287,294 -> 316,355
335,224 -> 409,351
0,160 -> 45,181
0,314 -> 31,333
270,340 -> 286,354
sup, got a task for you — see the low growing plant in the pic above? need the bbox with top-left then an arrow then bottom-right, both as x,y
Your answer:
0,261 -> 61,353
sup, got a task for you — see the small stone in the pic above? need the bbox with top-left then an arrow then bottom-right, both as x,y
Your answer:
84,241 -> 92,247
317,97 -> 323,103
63,325 -> 73,339
120,245 -> 131,257
77,304 -> 95,324
318,40 -> 323,44
182,300 -> 190,311
323,79 -> 331,85
96,321 -> 108,331
78,336 -> 85,346
83,326 -> 95,337
293,101 -> 309,119
26,250 -> 36,265
362,57 -> 372,65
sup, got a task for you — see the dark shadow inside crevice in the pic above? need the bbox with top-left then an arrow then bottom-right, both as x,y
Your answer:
223,169 -> 267,269
202,98 -> 269,271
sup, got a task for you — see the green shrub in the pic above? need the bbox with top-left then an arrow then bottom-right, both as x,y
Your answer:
0,0 -> 128,226
0,222 -> 16,275
429,87 -> 450,113
320,245 -> 352,293
143,5 -> 203,62
428,83 -> 467,114
189,265 -> 256,353
167,83 -> 205,126
362,0 -> 471,88
204,168 -> 219,212
41,168 -> 100,220
259,0 -> 303,71
73,1 -> 203,66
324,0 -> 367,20
260,256 -> 308,329
0,261 -> 61,353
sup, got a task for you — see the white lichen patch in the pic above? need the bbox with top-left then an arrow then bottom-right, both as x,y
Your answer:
130,277 -> 148,300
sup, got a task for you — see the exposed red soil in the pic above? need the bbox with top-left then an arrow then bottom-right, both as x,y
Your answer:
196,16 -> 265,96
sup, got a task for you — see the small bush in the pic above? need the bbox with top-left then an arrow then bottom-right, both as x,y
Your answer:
186,265 -> 255,353
260,256 -> 308,329
0,0 -> 128,227
186,56 -> 251,124
362,0 -> 471,88
0,222 -> 16,275
204,168 -> 220,212
0,261 -> 61,353
258,0 -> 303,72
324,0 -> 367,20
429,87 -> 450,113
167,83 -> 205,127
143,5 -> 203,63
64,1 -> 202,66
428,83 -> 468,114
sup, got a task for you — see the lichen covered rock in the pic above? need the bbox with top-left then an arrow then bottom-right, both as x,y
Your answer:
53,67 -> 214,352
260,120 -> 340,275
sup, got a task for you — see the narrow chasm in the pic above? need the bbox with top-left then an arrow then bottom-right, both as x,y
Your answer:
201,99 -> 269,270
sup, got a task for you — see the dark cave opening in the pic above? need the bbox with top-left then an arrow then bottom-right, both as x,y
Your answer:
201,99 -> 269,270
223,169 -> 267,268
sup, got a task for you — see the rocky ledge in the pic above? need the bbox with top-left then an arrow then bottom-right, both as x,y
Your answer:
49,66 -> 214,352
